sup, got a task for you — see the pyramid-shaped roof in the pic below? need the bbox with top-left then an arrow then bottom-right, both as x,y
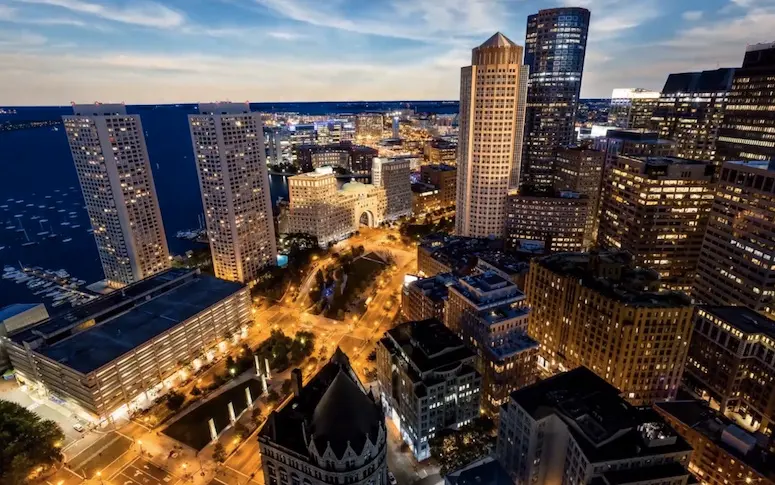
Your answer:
479,32 -> 517,49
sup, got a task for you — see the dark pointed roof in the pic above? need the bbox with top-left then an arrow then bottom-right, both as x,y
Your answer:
311,370 -> 382,457
479,32 -> 516,49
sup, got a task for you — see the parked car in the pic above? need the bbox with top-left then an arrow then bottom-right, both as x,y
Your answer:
388,472 -> 397,485
72,422 -> 84,432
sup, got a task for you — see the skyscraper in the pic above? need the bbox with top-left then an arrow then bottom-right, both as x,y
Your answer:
372,157 -> 411,220
63,103 -> 170,287
189,102 -> 277,283
456,33 -> 529,238
716,43 -> 775,163
522,7 -> 590,190
607,88 -> 660,130
554,147 -> 605,246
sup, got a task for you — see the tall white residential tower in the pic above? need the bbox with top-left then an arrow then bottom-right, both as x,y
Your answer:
456,33 -> 529,238
63,103 -> 170,287
189,102 -> 277,283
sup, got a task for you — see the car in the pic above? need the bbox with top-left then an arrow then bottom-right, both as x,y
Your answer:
72,422 -> 84,432
388,472 -> 397,485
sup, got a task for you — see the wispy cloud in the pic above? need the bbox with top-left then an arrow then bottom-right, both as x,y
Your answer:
15,0 -> 185,28
682,10 -> 703,20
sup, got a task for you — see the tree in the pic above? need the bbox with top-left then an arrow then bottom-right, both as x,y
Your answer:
212,442 -> 226,463
233,422 -> 250,439
430,417 -> 496,476
251,407 -> 263,424
0,400 -> 65,484
166,390 -> 185,411
266,389 -> 280,403
281,379 -> 293,395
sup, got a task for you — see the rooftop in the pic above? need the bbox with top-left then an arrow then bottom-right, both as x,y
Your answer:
452,272 -> 525,308
383,319 -> 476,376
0,303 -> 40,323
726,160 -> 775,172
511,367 -> 691,463
446,458 -> 513,485
196,102 -> 251,115
11,269 -> 245,374
475,250 -> 531,277
699,306 -> 775,339
484,331 -> 538,360
419,235 -> 502,275
408,273 -> 457,303
655,400 -> 775,481
479,32 -> 517,49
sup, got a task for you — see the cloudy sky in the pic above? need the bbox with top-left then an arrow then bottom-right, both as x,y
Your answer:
1,0 -> 774,105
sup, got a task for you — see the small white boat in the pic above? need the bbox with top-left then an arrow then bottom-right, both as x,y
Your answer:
62,238 -> 72,243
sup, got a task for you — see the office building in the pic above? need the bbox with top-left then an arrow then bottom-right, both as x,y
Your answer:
295,142 -> 378,176
417,236 -> 501,278
3,269 -> 250,421
474,251 -> 531,289
684,306 -> 775,437
189,103 -> 277,283
0,303 -> 48,371
496,367 -> 693,485
421,164 -> 456,208
401,273 -> 456,323
63,103 -> 170,287
372,157 -> 411,220
655,400 -> 775,485
445,272 -> 539,416
522,8 -> 590,190
652,68 -> 736,162
264,126 -> 288,164
288,124 -> 317,164
411,183 -> 442,215
287,168 -> 386,248
525,251 -> 694,405
505,190 -> 589,253
376,319 -> 481,460
259,350 -> 388,485
693,161 -> 775,317
716,43 -> 775,163
457,33 -> 529,238
554,147 -> 605,247
593,129 -> 676,167
598,155 -> 716,291
355,113 -> 384,143
608,88 -> 660,130
424,139 -> 457,166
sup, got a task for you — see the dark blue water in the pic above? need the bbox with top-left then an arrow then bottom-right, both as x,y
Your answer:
0,101 -> 459,309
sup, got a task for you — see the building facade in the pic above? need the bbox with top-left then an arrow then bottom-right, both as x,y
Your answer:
258,350 -> 388,485
372,157 -> 412,220
597,155 -> 716,291
401,273 -> 456,323
497,367 -> 693,485
505,191 -> 589,253
3,269 -> 250,421
593,129 -> 676,168
189,103 -> 277,283
63,104 -> 169,287
525,251 -> 694,405
377,319 -> 481,461
684,306 -> 775,437
652,68 -> 736,162
420,164 -> 457,208
522,8 -> 590,190
456,33 -> 529,238
715,43 -> 775,164
424,139 -> 457,166
608,88 -> 661,130
355,113 -> 384,143
295,142 -> 378,176
553,147 -> 605,247
0,303 -> 48,371
693,161 -> 775,317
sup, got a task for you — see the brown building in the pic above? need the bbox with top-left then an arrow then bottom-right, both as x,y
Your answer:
355,113 -> 384,143
295,142 -> 378,176
684,306 -> 775,437
593,129 -> 675,167
525,251 -> 694,405
597,155 -> 716,292
417,236 -> 500,278
423,139 -> 457,166
420,164 -> 456,208
554,147 -> 605,247
411,183 -> 442,216
655,400 -> 775,485
693,161 -> 775,318
401,273 -> 455,323
505,190 -> 589,253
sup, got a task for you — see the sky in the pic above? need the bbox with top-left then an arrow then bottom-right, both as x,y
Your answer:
1,0 -> 774,105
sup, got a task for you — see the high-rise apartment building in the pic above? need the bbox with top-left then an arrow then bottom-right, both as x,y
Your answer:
456,33 -> 529,238
497,367 -> 693,485
684,306 -> 775,437
554,147 -> 605,246
608,88 -> 661,130
189,103 -> 277,283
377,319 -> 481,460
522,8 -> 590,190
505,190 -> 589,253
445,272 -> 538,416
597,155 -> 716,291
372,157 -> 411,220
693,160 -> 775,317
716,43 -> 775,163
355,113 -> 384,143
63,103 -> 169,287
652,68 -> 736,162
525,251 -> 694,405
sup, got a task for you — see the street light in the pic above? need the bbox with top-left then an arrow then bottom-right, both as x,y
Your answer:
137,440 -> 143,454
96,471 -> 104,485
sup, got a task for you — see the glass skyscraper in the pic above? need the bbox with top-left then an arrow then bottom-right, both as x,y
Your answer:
522,7 -> 590,190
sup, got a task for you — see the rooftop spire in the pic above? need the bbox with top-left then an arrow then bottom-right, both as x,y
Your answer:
479,32 -> 516,49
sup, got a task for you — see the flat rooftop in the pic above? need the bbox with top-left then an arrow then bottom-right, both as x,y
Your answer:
420,235 -> 502,274
475,250 -> 531,277
452,272 -> 525,307
384,319 -> 475,375
478,304 -> 529,326
409,273 -> 456,303
699,306 -> 775,339
12,270 -> 245,374
0,303 -> 39,322
484,332 -> 538,360
727,160 -> 775,172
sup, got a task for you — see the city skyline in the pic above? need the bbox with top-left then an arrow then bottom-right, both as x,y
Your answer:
1,0 -> 774,105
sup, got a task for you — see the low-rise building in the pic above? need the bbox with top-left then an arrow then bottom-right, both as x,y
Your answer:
258,350 -> 388,485
424,139 -> 457,166
0,303 -> 48,371
3,269 -> 250,422
421,164 -> 457,208
411,183 -> 443,215
295,142 -> 378,176
401,273 -> 456,322
377,319 -> 481,461
655,400 -> 775,485
474,251 -> 531,289
506,190 -> 589,253
417,236 -> 501,278
497,367 -> 694,485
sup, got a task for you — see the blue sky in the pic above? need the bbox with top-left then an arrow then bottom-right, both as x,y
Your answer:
1,0 -> 774,105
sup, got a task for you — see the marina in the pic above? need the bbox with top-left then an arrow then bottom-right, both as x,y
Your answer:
2,265 -> 96,308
